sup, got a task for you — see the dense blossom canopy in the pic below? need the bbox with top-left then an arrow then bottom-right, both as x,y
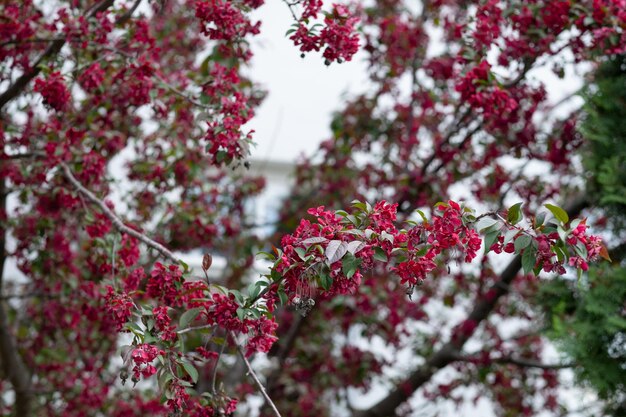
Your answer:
0,0 -> 623,416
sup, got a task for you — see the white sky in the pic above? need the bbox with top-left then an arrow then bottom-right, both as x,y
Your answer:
247,1 -> 371,162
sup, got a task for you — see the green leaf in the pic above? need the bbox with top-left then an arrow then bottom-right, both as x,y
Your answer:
256,251 -> 276,261
484,230 -> 500,254
181,361 -> 199,383
179,307 -> 202,330
521,246 -> 537,275
415,209 -> 428,223
534,212 -> 546,228
545,203 -> 569,224
574,242 -> 588,259
124,322 -> 144,336
179,259 -> 189,273
475,217 -> 499,232
248,281 -> 262,300
414,246 -> 429,257
514,235 -> 532,253
230,290 -> 244,305
319,270 -> 333,291
372,246 -> 388,262
294,247 -> 307,260
277,288 -> 288,306
342,252 -> 362,279
553,244 -> 566,263
503,228 -> 519,245
158,369 -> 174,391
507,202 -> 523,225
351,200 -> 368,212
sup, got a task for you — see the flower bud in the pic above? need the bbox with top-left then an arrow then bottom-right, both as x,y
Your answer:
202,253 -> 213,271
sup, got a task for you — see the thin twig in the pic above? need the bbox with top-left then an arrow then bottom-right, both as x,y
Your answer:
177,323 -> 214,335
60,162 -> 179,264
281,0 -> 300,21
232,332 -> 283,417
211,332 -> 227,394
117,0 -> 144,25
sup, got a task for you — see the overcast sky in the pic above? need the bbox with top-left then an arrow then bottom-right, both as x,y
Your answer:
247,1 -> 371,162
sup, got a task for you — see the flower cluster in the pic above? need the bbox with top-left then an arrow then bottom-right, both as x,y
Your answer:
275,200 -> 484,303
289,4 -> 360,65
146,262 -> 185,306
0,0 -> 41,70
130,344 -> 164,381
78,63 -> 105,92
153,306 -> 177,341
455,61 -> 518,121
378,16 -> 424,75
473,0 -> 502,49
203,64 -> 256,164
105,287 -> 134,331
194,0 -> 261,42
34,71 -> 71,111
487,210 -> 605,276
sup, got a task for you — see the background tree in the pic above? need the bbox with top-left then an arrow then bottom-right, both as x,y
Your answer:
0,1 -> 622,417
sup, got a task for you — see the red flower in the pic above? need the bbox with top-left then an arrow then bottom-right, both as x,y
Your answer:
34,71 -> 71,111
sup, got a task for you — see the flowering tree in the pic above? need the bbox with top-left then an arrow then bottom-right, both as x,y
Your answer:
0,1 -> 623,416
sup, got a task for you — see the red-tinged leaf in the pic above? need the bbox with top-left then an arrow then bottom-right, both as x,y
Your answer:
302,237 -> 327,246
346,240 -> 366,254
599,242 -> 612,262
325,240 -> 348,263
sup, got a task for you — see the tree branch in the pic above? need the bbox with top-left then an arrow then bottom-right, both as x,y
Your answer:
353,195 -> 589,417
59,162 -> 180,264
117,0 -> 143,26
232,333 -> 283,417
452,352 -> 575,370
0,167 -> 34,416
493,356 -> 574,370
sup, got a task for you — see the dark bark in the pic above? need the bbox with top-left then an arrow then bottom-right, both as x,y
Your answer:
0,168 -> 34,416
